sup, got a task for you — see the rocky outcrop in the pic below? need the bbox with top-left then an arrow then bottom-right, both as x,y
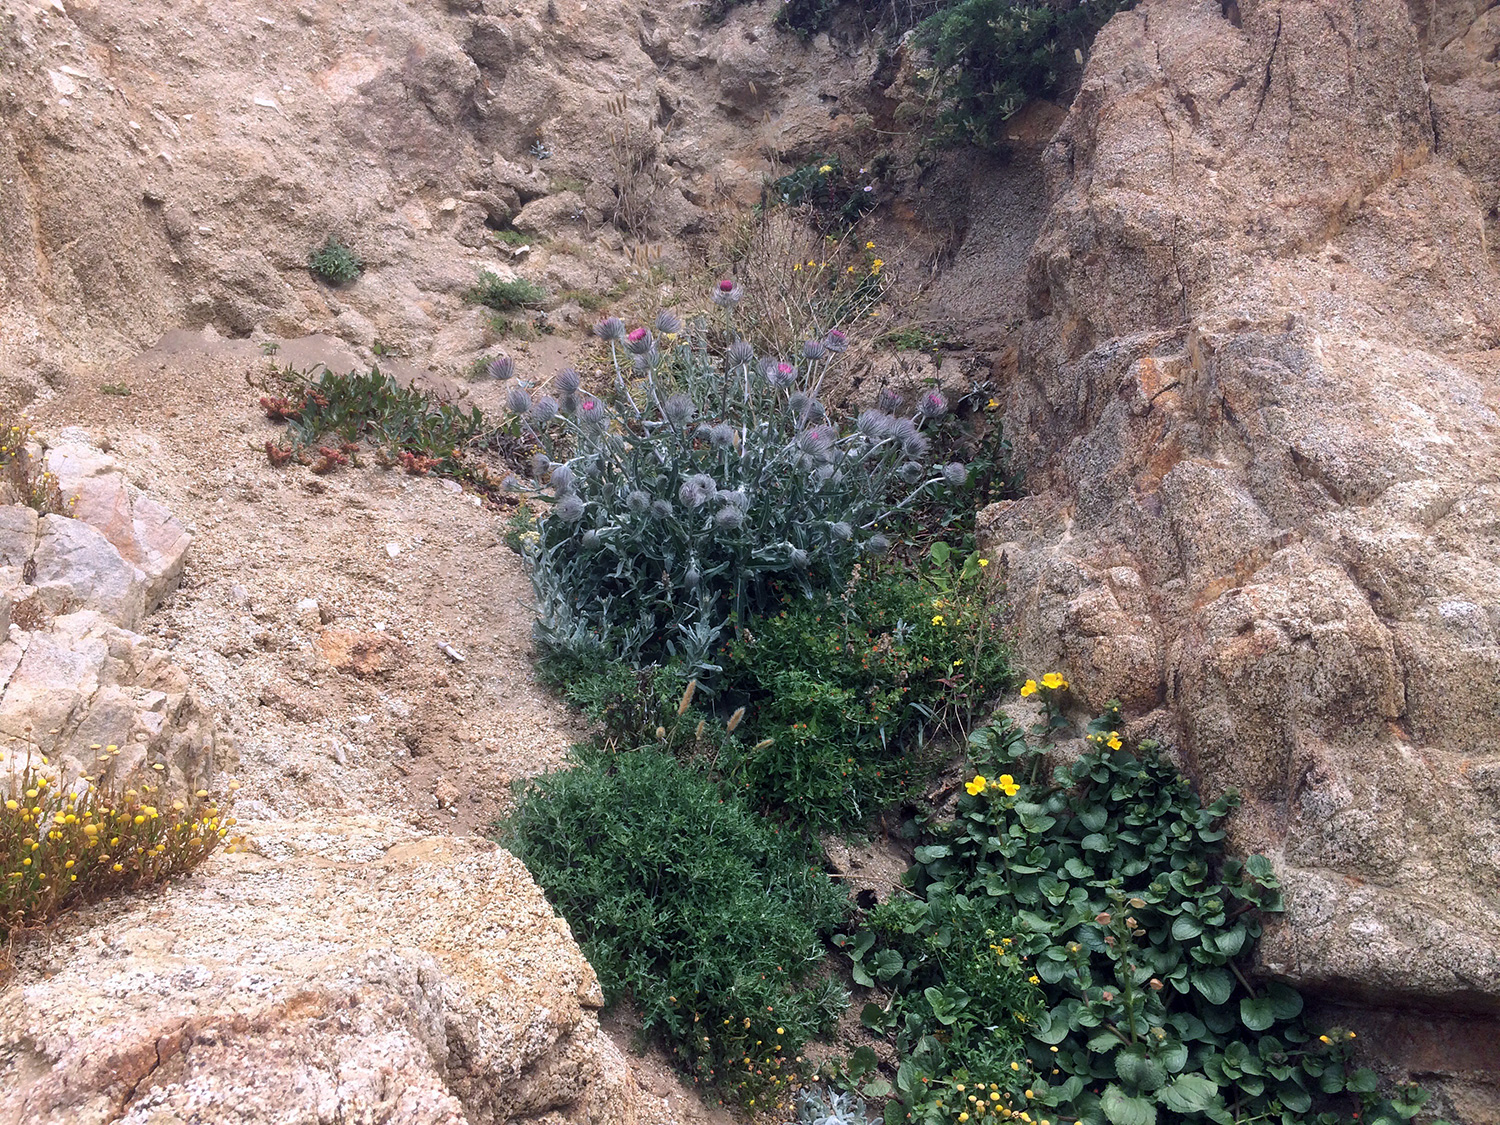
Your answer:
978,0 -> 1500,1088
0,436 -> 215,800
0,816 -> 650,1125
0,0 -> 885,385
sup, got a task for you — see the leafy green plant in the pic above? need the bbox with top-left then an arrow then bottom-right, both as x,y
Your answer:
719,548 -> 1007,828
767,157 -> 879,228
498,745 -> 848,1104
511,300 -> 967,669
846,702 -> 1449,1125
308,235 -> 363,285
465,270 -> 546,311
99,383 -> 132,397
916,0 -> 1137,148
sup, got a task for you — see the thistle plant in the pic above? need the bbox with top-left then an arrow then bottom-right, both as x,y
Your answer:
511,286 -> 967,667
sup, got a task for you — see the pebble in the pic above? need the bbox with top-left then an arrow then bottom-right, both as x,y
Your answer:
384,542 -> 401,558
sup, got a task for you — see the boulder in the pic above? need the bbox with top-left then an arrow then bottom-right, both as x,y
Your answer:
45,440 -> 191,610
30,515 -> 147,630
976,0 -> 1500,1090
0,817 -> 648,1125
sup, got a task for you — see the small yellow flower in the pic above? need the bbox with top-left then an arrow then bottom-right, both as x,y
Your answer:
818,164 -> 833,174
978,557 -> 989,567
1041,672 -> 1067,690
965,775 -> 988,796
1029,974 -> 1040,984
932,614 -> 945,626
1319,1035 -> 1331,1044
1020,679 -> 1038,697
987,397 -> 999,410
994,774 -> 1020,797
1107,734 -> 1123,751
1010,1062 -> 1021,1071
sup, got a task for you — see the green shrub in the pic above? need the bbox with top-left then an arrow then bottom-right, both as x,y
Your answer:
510,304 -> 966,668
846,699 -> 1448,1125
766,156 -> 879,227
720,546 -> 1007,828
308,234 -> 363,284
498,745 -> 848,1103
916,0 -> 1137,148
465,271 -> 546,310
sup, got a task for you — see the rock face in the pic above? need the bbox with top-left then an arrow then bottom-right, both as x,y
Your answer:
0,0 -> 885,384
0,816 -> 649,1125
979,0 -> 1500,1078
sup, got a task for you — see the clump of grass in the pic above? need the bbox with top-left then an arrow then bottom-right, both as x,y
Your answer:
489,228 -> 531,247
1,752 -> 240,940
465,271 -> 546,311
308,235 -> 363,285
99,383 -> 132,397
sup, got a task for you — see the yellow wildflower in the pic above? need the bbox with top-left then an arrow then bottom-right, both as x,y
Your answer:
1020,679 -> 1038,697
1028,974 -> 1040,984
965,775 -> 987,796
995,774 -> 1020,797
818,164 -> 833,174
1041,672 -> 1067,690
932,614 -> 945,626
865,241 -> 875,249
1107,734 -> 1123,751
978,558 -> 989,567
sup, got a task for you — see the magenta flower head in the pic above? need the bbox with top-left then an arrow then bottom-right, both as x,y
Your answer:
823,328 -> 849,353
918,390 -> 949,419
764,360 -> 797,388
713,279 -> 743,308
624,327 -> 655,355
577,396 -> 607,431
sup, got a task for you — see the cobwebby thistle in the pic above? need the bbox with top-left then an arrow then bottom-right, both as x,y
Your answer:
487,355 -> 515,381
655,310 -> 684,335
595,317 -> 626,341
663,394 -> 695,426
530,395 -> 559,423
918,390 -> 949,418
624,327 -> 655,355
555,495 -> 586,522
823,328 -> 849,353
712,278 -> 743,307
726,339 -> 755,368
943,462 -> 968,487
506,385 -> 533,415
556,367 -> 582,394
627,489 -> 652,514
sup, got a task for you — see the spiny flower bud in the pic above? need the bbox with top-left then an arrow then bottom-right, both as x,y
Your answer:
802,339 -> 827,361
663,394 -> 695,426
790,547 -> 810,569
581,529 -> 601,549
856,409 -> 892,439
683,566 -> 700,590
595,317 -> 626,341
549,464 -> 575,493
650,498 -> 674,520
555,495 -> 585,523
876,387 -> 904,412
830,521 -> 852,541
487,355 -> 515,381
943,462 -> 968,487
712,278 -> 742,307
530,395 -> 559,422
530,453 -> 550,480
902,430 -> 930,460
823,328 -> 849,353
709,423 -> 736,450
655,310 -> 683,335
555,367 -> 582,394
577,397 -> 607,431
726,340 -> 755,368
624,327 -> 654,355
918,390 -> 949,418
505,385 -> 532,415
626,490 -> 651,514
866,534 -> 891,558
714,506 -> 745,530
717,488 -> 750,510
899,461 -> 925,484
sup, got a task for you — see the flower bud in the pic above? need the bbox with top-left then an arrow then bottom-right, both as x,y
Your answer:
624,327 -> 655,355
555,367 -> 582,394
823,328 -> 849,353
487,355 -> 515,381
530,395 -> 559,423
943,461 -> 968,487
555,495 -> 585,523
919,390 -> 949,418
726,339 -> 755,368
505,385 -> 532,415
595,317 -> 626,341
655,310 -> 683,335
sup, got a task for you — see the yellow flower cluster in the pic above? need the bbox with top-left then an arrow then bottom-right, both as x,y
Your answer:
1,754 -> 241,937
966,773 -> 1020,798
1086,730 -> 1125,751
1019,672 -> 1067,697
937,1080 -> 1051,1125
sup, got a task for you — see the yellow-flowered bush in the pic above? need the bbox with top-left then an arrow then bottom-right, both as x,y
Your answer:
1,752 -> 239,939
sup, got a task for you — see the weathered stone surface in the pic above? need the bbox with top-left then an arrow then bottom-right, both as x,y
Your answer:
980,0 -> 1500,1021
30,515 -> 147,630
46,440 -> 192,608
317,628 -> 408,678
0,817 -> 648,1125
